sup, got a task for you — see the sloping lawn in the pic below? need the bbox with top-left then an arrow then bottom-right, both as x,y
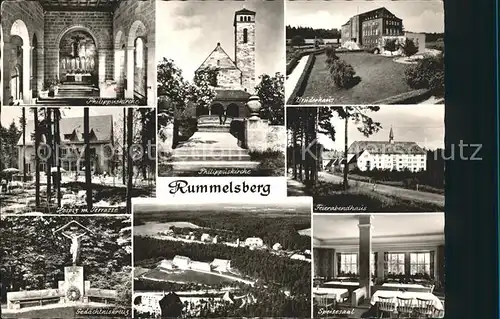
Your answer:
300,52 -> 413,104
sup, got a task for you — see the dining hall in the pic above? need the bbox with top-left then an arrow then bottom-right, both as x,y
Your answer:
313,214 -> 445,318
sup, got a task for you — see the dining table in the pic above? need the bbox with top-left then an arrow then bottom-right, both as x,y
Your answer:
313,287 -> 350,302
370,290 -> 444,311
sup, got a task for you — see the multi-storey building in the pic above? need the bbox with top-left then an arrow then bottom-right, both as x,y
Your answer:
17,115 -> 114,175
341,7 -> 404,50
347,127 -> 427,172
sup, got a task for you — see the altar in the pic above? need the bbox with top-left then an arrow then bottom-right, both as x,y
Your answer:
65,73 -> 92,83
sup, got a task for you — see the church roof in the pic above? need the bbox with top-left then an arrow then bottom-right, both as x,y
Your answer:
196,43 -> 239,73
235,8 -> 256,15
214,89 -> 251,101
348,141 -> 426,155
17,115 -> 112,146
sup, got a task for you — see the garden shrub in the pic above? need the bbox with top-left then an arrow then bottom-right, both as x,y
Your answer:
400,38 -> 419,57
325,45 -> 339,66
329,60 -> 357,89
404,54 -> 444,96
249,150 -> 285,176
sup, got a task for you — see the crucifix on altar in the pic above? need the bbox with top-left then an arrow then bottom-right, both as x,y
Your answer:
71,35 -> 85,58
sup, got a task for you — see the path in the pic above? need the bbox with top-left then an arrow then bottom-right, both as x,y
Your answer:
319,172 -> 444,207
287,177 -> 308,196
285,55 -> 309,102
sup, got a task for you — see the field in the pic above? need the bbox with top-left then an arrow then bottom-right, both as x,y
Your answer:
300,52 -> 413,104
141,268 -> 239,286
133,221 -> 201,236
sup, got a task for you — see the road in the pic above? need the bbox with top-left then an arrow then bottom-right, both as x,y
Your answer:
319,172 -> 444,207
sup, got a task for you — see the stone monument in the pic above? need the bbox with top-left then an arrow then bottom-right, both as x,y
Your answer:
53,221 -> 93,303
245,95 -> 269,152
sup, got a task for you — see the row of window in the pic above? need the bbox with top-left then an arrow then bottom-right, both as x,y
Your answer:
238,15 -> 252,22
385,28 -> 402,36
387,20 -> 401,26
339,252 -> 432,276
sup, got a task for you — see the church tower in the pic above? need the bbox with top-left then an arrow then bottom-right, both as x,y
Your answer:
234,8 -> 256,93
389,126 -> 394,144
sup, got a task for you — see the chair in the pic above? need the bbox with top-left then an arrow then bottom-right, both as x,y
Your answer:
396,296 -> 414,318
414,298 -> 434,318
377,296 -> 395,318
315,293 -> 336,318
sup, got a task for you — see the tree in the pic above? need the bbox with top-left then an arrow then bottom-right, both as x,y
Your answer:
32,108 -> 40,208
126,108 -> 133,215
325,46 -> 339,66
290,35 -> 305,47
21,108 -> 26,182
255,73 -> 284,125
404,54 -> 444,97
400,38 -> 418,57
122,108 -> 126,185
45,108 -> 53,211
54,109 -> 62,207
84,107 -> 92,211
384,39 -> 398,55
334,107 -> 382,190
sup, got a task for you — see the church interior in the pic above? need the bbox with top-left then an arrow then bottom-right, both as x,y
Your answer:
0,0 -> 156,106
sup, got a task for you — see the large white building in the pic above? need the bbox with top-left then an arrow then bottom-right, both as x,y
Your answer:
347,127 -> 427,172
245,237 -> 264,248
190,261 -> 212,272
211,259 -> 231,272
172,255 -> 191,269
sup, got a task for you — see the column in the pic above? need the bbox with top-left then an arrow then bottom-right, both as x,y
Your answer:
2,41 -> 11,105
37,46 -> 44,96
146,41 -> 155,107
244,96 -> 269,152
98,49 -> 107,85
22,44 -> 31,104
125,45 -> 135,99
358,215 -> 373,297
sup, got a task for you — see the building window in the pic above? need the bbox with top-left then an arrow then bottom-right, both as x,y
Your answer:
240,16 -> 243,22
410,252 -> 431,275
387,253 -> 405,275
60,147 -> 67,156
243,28 -> 248,43
217,60 -> 220,66
135,38 -> 144,69
340,253 -> 357,274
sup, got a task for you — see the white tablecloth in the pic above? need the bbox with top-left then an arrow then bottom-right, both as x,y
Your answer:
313,288 -> 349,302
382,283 -> 427,289
370,290 -> 443,311
324,281 -> 373,287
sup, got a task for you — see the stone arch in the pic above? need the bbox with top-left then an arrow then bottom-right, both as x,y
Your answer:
114,30 -> 126,97
226,103 -> 239,118
55,25 -> 99,85
10,20 -> 30,103
126,20 -> 148,101
210,103 -> 224,116
127,19 -> 149,47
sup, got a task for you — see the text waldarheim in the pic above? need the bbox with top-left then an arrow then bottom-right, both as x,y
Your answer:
168,180 -> 271,196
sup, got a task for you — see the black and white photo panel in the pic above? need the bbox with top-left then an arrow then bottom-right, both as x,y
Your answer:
285,0 -> 444,105
312,213 -> 445,319
156,0 -> 286,177
0,215 -> 132,318
132,197 -> 311,318
287,105 -> 444,213
0,106 -> 156,215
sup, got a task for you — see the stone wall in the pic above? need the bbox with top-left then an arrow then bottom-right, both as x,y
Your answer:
266,125 -> 286,152
199,44 -> 242,88
218,68 -> 242,89
1,1 -> 44,104
234,19 -> 255,93
44,11 -> 114,81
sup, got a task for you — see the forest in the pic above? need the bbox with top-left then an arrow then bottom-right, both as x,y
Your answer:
0,216 -> 132,306
134,236 -> 311,297
134,211 -> 311,251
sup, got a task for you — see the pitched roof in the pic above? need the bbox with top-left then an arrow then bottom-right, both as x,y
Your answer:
17,115 -> 112,146
196,43 -> 239,73
348,141 -> 426,155
235,8 -> 256,15
359,7 -> 401,20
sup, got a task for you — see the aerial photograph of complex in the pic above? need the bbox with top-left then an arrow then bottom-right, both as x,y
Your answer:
132,198 -> 311,318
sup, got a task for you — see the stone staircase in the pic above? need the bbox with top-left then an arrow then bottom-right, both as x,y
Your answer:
170,115 -> 260,174
35,83 -> 99,106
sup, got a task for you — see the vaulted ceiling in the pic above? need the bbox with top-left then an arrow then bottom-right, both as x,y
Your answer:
37,0 -> 121,11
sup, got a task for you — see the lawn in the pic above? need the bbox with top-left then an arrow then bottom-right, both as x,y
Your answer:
141,268 -> 238,286
300,52 -> 413,104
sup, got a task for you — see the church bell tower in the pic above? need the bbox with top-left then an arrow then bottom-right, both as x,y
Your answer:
234,8 -> 256,93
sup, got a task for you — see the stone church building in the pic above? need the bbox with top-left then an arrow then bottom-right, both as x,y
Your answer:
196,8 -> 256,119
0,0 -> 155,106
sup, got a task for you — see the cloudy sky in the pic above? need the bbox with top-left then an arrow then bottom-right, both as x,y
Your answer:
286,1 -> 444,33
157,0 -> 284,82
317,105 -> 445,151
